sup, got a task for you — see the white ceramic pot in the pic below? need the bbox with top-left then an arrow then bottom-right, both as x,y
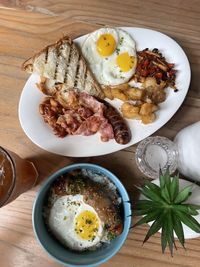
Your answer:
174,121 -> 200,182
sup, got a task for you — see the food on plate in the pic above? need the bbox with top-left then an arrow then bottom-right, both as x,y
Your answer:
22,28 -> 178,141
121,103 -> 141,120
139,103 -> 158,124
22,33 -> 131,144
110,88 -> 129,101
39,91 -> 114,141
81,28 -> 137,86
143,77 -> 166,104
141,113 -> 156,124
39,90 -> 131,144
103,86 -> 145,102
22,36 -> 104,99
102,86 -> 114,100
101,100 -> 131,145
125,87 -> 145,100
121,102 -> 158,124
43,168 -> 123,251
139,103 -> 158,116
133,48 -> 176,89
101,46 -> 176,124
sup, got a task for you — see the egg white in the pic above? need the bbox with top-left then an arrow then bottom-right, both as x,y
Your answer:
48,195 -> 103,251
81,28 -> 137,86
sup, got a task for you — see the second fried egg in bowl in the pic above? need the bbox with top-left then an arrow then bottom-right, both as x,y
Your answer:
32,164 -> 131,267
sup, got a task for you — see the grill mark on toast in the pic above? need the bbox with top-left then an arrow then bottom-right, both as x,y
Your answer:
56,43 -> 70,83
54,48 -> 59,80
68,45 -> 79,87
83,67 -> 88,91
64,45 -> 72,83
74,55 -> 81,88
76,58 -> 87,91
23,36 -> 103,98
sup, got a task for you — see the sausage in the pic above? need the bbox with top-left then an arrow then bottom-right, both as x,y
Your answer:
101,100 -> 131,145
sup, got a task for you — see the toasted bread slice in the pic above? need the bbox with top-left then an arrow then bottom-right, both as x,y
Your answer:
22,36 -> 104,99
36,77 -> 58,95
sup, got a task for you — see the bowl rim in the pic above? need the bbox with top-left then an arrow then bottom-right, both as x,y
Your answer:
32,163 -> 131,267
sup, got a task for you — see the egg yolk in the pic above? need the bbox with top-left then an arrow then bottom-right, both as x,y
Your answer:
116,52 -> 136,72
75,211 -> 99,240
97,34 -> 116,57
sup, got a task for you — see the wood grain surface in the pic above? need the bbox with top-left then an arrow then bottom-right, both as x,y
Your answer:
0,1 -> 200,266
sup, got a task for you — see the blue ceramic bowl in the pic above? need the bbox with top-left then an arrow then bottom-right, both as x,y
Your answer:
32,163 -> 131,267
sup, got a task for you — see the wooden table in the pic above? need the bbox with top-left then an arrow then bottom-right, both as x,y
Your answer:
0,0 -> 200,266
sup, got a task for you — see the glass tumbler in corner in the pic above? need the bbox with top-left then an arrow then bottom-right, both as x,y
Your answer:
0,146 -> 38,207
135,136 -> 178,179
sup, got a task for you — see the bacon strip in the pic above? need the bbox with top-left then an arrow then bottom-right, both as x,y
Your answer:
39,91 -> 115,142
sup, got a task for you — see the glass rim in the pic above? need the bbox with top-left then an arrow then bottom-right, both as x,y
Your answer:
135,136 -> 178,179
0,146 -> 16,207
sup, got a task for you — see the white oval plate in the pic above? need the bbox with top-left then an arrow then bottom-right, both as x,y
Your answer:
19,27 -> 191,157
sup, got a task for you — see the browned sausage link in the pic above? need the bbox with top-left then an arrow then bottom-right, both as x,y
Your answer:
102,101 -> 131,144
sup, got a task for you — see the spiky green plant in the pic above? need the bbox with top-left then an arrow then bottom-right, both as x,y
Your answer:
134,170 -> 200,255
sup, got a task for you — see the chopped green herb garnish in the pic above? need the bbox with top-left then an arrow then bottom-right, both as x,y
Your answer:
103,223 -> 110,230
107,231 -> 117,241
116,48 -> 120,55
119,37 -> 124,45
91,236 -> 95,241
86,219 -> 92,224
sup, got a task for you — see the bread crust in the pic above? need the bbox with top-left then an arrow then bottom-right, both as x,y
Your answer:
22,36 -> 104,99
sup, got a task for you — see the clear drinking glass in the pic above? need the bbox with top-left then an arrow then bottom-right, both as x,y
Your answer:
0,147 -> 38,207
135,136 -> 178,179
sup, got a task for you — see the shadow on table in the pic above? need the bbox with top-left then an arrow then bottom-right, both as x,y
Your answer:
26,152 -> 90,185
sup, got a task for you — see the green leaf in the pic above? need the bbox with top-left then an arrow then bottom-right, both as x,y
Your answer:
184,204 -> 200,211
161,220 -> 167,254
173,204 -> 199,216
161,185 -> 171,204
143,212 -> 166,243
166,210 -> 174,256
136,200 -> 154,209
175,210 -> 200,233
169,175 -> 179,201
171,212 -> 185,248
159,169 -> 166,190
174,185 -> 193,204
136,199 -> 153,206
133,209 -> 162,228
134,208 -> 155,216
164,167 -> 171,191
139,186 -> 165,204
135,200 -> 162,215
144,180 -> 161,195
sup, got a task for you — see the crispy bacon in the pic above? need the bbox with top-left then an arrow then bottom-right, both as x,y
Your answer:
77,107 -> 93,119
39,92 -> 115,142
79,92 -> 105,115
75,115 -> 102,136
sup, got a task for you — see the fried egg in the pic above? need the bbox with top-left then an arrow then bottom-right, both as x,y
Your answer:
48,195 -> 103,251
81,28 -> 137,86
